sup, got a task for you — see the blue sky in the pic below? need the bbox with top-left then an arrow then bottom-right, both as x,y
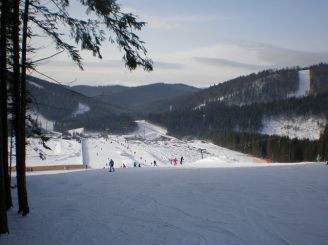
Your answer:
33,0 -> 328,87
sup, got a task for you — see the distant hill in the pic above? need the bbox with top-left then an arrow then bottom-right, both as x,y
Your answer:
154,64 -> 328,113
70,85 -> 128,97
149,64 -> 328,136
27,76 -> 136,133
148,64 -> 328,162
27,77 -> 200,132
92,83 -> 200,115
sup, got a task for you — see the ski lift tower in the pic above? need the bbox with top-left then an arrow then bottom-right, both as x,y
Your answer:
81,138 -> 90,168
199,148 -> 206,159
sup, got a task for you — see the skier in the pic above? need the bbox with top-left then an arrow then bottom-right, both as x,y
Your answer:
173,158 -> 177,166
109,159 -> 115,172
154,160 -> 157,166
180,156 -> 184,165
134,162 -> 137,167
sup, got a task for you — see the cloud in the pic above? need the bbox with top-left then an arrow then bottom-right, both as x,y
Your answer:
193,57 -> 268,70
257,45 -> 328,67
230,40 -> 328,67
39,59 -> 183,70
122,7 -> 235,30
154,61 -> 184,69
193,41 -> 328,70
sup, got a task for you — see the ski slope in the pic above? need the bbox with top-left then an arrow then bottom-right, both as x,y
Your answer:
25,120 -> 264,168
295,69 -> 311,98
2,163 -> 328,245
4,121 -> 328,244
288,69 -> 311,98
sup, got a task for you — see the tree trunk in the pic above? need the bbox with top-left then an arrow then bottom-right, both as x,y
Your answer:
0,140 -> 9,234
0,0 -> 10,232
1,0 -> 13,210
12,0 -> 24,214
17,0 -> 30,216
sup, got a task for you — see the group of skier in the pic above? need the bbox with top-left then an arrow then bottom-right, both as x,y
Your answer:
107,155 -> 184,171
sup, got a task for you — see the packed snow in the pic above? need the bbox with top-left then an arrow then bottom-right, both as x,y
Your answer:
2,163 -> 328,245
261,115 -> 326,140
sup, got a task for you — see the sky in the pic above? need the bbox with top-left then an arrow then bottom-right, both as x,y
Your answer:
31,0 -> 328,88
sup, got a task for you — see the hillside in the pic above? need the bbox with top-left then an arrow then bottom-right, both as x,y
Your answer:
27,77 -> 200,132
153,64 -> 328,113
27,76 -> 136,133
93,83 -> 200,115
148,64 -> 328,162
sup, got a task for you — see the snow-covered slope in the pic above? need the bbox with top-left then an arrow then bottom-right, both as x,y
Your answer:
29,111 -> 55,131
2,163 -> 328,245
295,69 -> 311,97
261,116 -> 326,140
79,120 -> 263,169
5,121 -> 328,245
288,69 -> 311,98
26,138 -> 82,166
25,120 -> 265,168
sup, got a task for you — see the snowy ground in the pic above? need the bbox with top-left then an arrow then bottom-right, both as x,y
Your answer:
25,120 -> 264,169
26,138 -> 83,166
2,163 -> 328,245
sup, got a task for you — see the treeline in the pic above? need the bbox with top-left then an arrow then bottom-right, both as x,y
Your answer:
54,112 -> 136,134
310,63 -> 328,95
211,129 -> 328,162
